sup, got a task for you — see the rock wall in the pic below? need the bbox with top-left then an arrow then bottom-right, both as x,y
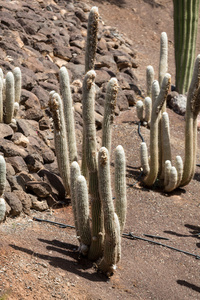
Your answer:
0,0 -> 141,217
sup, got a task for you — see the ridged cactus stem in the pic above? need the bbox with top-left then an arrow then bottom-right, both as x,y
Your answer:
70,161 -> 81,236
151,80 -> 160,107
115,145 -> 127,234
102,78 -> 118,153
13,67 -> 21,103
173,0 -> 200,94
0,198 -> 6,223
146,65 -> 154,98
76,175 -> 91,255
143,74 -> 171,186
181,55 -> 200,186
0,78 -> 3,123
160,112 -> 171,179
85,6 -> 99,73
49,93 -> 70,195
82,70 -> 103,260
59,66 -> 77,163
0,155 -> 6,197
0,68 -> 3,82
159,32 -> 168,90
4,72 -> 14,124
98,147 -> 121,277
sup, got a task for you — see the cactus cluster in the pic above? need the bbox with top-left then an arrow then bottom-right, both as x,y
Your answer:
49,7 -> 127,276
0,67 -> 21,125
140,54 -> 200,192
136,32 -> 168,126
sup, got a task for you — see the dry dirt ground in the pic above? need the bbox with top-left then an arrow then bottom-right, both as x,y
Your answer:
1,0 -> 200,299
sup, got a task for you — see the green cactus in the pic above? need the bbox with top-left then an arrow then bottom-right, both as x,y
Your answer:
59,66 -> 77,163
102,78 -> 119,153
4,71 -> 14,124
48,92 -> 70,195
173,0 -> 200,94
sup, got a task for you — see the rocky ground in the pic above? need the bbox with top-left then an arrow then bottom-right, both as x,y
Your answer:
1,0 -> 200,299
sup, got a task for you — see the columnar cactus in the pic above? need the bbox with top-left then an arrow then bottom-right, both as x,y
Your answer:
82,70 -> 103,260
49,92 -> 70,195
159,32 -> 168,88
102,78 -> 119,153
173,0 -> 200,94
146,65 -> 154,99
59,66 -> 77,163
85,6 -> 99,73
140,55 -> 200,192
70,161 -> 81,235
4,71 -> 14,124
13,67 -> 22,103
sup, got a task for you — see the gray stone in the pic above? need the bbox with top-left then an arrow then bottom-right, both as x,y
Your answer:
26,181 -> 52,198
0,124 -> 14,139
4,192 -> 23,216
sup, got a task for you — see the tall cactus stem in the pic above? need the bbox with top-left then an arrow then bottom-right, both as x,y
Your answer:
159,32 -> 168,89
85,6 -> 99,73
144,73 -> 171,186
4,72 -> 14,124
102,78 -> 118,153
76,175 -> 91,255
160,112 -> 171,179
98,147 -> 121,276
115,145 -> 127,234
13,67 -> 21,103
82,70 -> 103,260
146,65 -> 154,98
70,161 -> 81,236
59,66 -> 77,163
181,55 -> 200,186
173,0 -> 200,94
49,92 -> 70,195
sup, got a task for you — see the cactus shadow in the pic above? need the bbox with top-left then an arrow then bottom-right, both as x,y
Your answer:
177,280 -> 200,293
9,241 -> 108,282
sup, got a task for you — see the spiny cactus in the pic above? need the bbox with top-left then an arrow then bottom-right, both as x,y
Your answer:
13,67 -> 22,103
59,66 -> 77,163
140,55 -> 200,192
173,0 -> 200,94
85,6 -> 99,73
4,71 -> 15,124
102,77 -> 119,153
146,65 -> 154,99
49,92 -> 70,195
